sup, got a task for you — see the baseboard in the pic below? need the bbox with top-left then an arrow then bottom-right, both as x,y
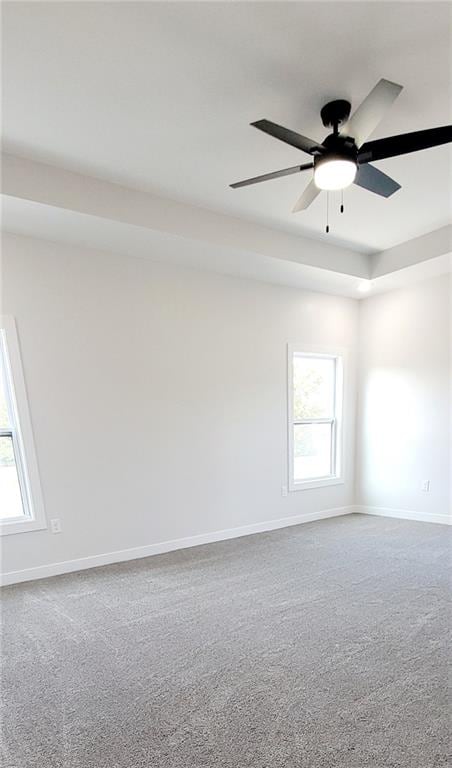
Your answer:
353,504 -> 452,526
0,505 -> 353,586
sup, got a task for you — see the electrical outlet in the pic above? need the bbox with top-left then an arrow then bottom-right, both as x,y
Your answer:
50,518 -> 62,534
281,485 -> 288,497
421,480 -> 430,493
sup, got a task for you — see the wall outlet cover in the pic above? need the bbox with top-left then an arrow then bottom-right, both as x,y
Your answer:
50,518 -> 62,534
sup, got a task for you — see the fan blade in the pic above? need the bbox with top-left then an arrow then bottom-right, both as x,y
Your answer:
341,79 -> 403,147
292,179 -> 321,212
359,125 -> 452,162
252,119 -> 325,156
354,163 -> 401,197
230,163 -> 313,189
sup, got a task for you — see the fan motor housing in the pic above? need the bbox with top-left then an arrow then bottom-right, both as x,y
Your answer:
317,133 -> 359,165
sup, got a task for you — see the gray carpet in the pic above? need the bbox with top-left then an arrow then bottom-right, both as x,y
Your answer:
1,514 -> 451,767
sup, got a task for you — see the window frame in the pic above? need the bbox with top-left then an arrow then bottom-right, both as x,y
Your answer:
0,316 -> 46,535
287,344 -> 345,491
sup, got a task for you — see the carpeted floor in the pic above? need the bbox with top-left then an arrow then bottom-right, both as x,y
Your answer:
1,513 -> 451,767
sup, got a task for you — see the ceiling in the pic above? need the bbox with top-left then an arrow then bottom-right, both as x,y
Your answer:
2,2 -> 451,253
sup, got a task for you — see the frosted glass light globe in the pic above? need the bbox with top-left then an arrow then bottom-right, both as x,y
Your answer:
314,158 -> 357,191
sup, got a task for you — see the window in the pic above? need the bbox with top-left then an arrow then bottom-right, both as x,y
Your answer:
0,317 -> 46,534
288,346 -> 344,490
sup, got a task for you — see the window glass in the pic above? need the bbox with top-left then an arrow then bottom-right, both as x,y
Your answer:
0,435 -> 24,520
290,350 -> 342,487
0,363 -> 10,429
294,423 -> 333,481
293,356 -> 335,420
0,319 -> 46,534
0,331 -> 27,521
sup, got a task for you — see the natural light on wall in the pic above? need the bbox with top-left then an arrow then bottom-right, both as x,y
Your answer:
360,368 -> 419,495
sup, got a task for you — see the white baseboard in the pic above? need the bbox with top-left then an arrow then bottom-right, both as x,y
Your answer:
1,505 -> 352,586
353,504 -> 452,526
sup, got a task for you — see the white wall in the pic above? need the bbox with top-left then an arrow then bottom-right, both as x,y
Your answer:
0,233 -> 359,577
357,274 -> 451,523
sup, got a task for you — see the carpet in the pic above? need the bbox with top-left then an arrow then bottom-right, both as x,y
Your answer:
1,513 -> 450,767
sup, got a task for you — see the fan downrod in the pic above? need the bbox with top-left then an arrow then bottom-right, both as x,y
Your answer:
320,100 -> 351,133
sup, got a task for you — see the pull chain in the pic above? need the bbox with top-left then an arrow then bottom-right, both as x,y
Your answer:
326,191 -> 330,233
340,190 -> 344,214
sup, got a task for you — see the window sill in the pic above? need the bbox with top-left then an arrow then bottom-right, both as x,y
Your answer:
0,518 -> 47,536
290,476 -> 344,492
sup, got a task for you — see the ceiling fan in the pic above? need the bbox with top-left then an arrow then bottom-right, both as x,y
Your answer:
230,78 -> 452,215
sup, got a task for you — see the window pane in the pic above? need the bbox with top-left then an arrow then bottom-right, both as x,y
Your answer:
0,366 -> 10,429
0,435 -> 25,520
294,423 -> 332,480
293,356 -> 335,420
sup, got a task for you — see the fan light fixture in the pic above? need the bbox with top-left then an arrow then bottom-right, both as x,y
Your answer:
314,158 -> 357,191
230,78 -> 452,233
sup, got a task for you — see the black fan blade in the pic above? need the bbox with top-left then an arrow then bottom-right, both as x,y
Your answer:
354,163 -> 401,197
359,125 -> 452,162
230,163 -> 313,189
252,119 -> 325,156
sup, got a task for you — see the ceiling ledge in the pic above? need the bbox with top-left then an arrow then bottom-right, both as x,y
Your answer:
2,154 -> 450,298
370,225 -> 452,278
1,199 -> 371,299
1,154 -> 370,280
